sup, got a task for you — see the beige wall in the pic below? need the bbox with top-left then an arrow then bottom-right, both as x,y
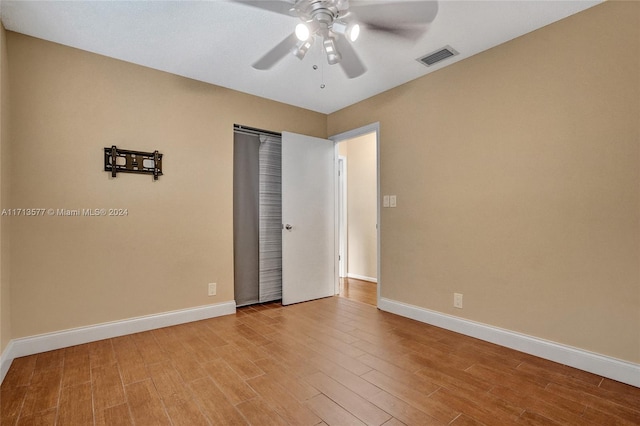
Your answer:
7,32 -> 326,339
342,133 -> 377,280
329,1 -> 640,363
0,23 -> 10,353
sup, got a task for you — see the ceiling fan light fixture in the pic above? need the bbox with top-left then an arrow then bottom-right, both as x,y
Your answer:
292,39 -> 313,60
323,36 -> 341,64
295,23 -> 310,41
332,20 -> 347,35
332,20 -> 360,42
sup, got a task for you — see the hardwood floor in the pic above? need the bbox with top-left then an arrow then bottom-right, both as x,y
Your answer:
339,277 -> 377,306
2,296 -> 639,425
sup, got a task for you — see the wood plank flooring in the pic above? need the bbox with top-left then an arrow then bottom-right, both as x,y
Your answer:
2,296 -> 639,425
339,278 -> 377,306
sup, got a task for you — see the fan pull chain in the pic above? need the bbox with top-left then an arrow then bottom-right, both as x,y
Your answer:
312,63 -> 326,89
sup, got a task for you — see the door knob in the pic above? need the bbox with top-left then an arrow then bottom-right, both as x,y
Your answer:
285,224 -> 293,230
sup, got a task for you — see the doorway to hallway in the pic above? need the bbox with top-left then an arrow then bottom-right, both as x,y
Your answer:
331,123 -> 380,306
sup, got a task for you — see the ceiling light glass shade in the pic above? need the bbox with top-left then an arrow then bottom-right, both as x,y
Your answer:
292,39 -> 313,60
323,36 -> 341,64
349,24 -> 360,42
295,23 -> 310,41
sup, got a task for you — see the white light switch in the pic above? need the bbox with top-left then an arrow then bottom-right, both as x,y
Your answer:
383,195 -> 390,208
389,195 -> 397,208
454,293 -> 463,309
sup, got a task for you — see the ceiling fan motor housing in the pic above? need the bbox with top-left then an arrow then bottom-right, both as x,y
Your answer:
295,0 -> 343,26
313,10 -> 334,27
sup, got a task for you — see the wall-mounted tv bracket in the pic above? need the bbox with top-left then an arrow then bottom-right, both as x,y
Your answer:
104,146 -> 163,180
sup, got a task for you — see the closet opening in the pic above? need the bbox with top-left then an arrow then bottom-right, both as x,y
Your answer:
233,124 -> 283,307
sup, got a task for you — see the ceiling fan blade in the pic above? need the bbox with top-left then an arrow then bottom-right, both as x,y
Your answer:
335,37 -> 366,79
365,25 -> 429,41
232,0 -> 295,16
350,1 -> 439,28
252,32 -> 299,70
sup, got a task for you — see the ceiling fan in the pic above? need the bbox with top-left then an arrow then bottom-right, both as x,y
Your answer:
237,0 -> 439,79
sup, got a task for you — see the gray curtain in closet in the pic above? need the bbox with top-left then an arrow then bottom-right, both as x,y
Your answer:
258,134 -> 282,303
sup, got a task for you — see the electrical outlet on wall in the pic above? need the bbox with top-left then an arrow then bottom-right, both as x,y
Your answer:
454,293 -> 463,309
208,283 -> 217,296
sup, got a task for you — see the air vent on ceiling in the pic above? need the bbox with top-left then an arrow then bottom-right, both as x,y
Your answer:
417,46 -> 459,67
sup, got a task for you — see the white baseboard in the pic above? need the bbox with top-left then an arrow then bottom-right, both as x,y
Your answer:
0,340 -> 16,384
347,273 -> 377,283
0,301 -> 236,384
378,297 -> 640,388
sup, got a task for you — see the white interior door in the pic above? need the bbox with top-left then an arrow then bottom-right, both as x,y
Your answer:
282,131 -> 336,305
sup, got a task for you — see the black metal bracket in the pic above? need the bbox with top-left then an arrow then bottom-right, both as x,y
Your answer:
104,146 -> 163,180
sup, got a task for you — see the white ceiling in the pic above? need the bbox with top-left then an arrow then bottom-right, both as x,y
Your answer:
1,0 -> 601,114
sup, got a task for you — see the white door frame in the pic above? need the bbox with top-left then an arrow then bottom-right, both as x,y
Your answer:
338,156 -> 347,279
330,123 -> 381,305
